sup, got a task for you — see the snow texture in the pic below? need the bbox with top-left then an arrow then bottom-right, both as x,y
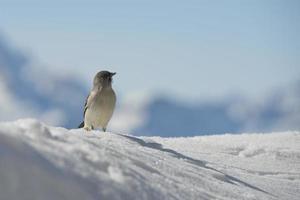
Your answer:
0,119 -> 299,200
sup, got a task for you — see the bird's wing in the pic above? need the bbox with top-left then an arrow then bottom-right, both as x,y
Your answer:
83,95 -> 89,117
83,91 -> 97,117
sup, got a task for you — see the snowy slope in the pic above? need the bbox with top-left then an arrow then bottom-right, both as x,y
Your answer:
0,119 -> 299,200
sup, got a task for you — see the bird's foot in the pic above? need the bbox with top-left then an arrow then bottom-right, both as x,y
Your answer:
84,127 -> 92,131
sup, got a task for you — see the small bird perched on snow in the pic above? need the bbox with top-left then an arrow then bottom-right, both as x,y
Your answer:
78,71 -> 116,131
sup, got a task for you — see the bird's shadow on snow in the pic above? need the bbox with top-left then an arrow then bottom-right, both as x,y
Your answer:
119,134 -> 275,197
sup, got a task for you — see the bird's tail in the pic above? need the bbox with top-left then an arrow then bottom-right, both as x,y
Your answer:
78,121 -> 84,128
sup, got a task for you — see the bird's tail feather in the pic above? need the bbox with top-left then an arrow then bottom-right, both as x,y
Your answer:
78,121 -> 84,128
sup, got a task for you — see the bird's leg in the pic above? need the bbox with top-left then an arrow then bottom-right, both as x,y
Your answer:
84,127 -> 91,131
84,125 -> 93,131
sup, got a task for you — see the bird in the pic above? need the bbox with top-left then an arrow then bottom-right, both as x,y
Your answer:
78,71 -> 117,131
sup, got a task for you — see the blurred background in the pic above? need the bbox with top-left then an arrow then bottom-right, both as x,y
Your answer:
0,0 -> 299,136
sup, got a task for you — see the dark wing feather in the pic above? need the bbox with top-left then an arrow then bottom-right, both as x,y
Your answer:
78,91 -> 97,128
78,121 -> 84,128
78,94 -> 90,128
83,94 -> 89,117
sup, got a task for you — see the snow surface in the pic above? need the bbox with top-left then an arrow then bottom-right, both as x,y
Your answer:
0,119 -> 299,200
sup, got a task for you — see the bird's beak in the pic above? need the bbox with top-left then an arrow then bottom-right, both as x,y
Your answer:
110,72 -> 117,76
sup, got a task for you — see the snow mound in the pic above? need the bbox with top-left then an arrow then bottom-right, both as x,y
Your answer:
0,119 -> 299,200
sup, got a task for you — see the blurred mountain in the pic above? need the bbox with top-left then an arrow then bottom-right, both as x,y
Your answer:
1,34 -> 299,135
131,97 -> 244,136
0,35 -> 87,128
129,82 -> 300,136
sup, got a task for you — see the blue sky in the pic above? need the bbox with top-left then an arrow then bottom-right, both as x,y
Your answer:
1,0 -> 299,101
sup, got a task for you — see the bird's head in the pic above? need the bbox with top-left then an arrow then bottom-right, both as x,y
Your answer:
93,71 -> 116,88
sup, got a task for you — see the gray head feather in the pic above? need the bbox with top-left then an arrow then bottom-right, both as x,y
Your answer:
93,71 -> 116,88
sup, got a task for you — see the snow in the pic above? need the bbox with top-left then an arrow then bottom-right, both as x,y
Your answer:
0,119 -> 299,200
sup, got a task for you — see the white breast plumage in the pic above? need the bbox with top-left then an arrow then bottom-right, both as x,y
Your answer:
84,88 -> 116,131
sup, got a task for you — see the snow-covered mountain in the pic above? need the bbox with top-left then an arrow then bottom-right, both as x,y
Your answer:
111,83 -> 300,136
0,35 -> 87,128
1,34 -> 299,136
0,119 -> 299,200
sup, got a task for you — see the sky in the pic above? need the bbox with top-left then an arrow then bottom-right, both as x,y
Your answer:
0,0 -> 299,102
